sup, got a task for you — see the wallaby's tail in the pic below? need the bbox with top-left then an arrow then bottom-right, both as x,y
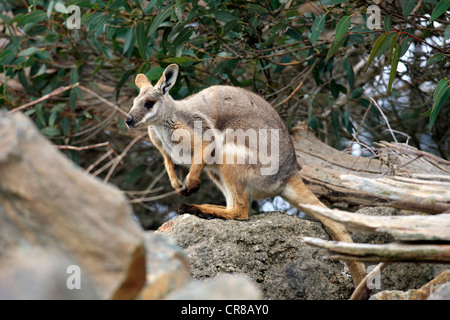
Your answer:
281,172 -> 366,287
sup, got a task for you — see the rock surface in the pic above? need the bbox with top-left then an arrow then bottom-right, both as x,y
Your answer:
370,270 -> 450,300
0,111 -> 146,299
140,232 -> 191,299
159,208 -> 448,300
0,247 -> 99,299
140,231 -> 262,299
160,212 -> 355,299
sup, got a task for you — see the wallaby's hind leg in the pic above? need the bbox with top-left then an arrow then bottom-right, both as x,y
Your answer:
281,173 -> 366,286
178,166 -> 249,220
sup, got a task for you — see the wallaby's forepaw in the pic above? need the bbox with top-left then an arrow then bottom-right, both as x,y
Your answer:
177,204 -> 219,220
171,179 -> 183,191
179,179 -> 200,196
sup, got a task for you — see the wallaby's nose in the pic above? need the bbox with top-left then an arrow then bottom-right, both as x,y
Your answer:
125,116 -> 133,127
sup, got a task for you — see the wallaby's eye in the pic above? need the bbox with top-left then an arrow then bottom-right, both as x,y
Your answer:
145,101 -> 154,109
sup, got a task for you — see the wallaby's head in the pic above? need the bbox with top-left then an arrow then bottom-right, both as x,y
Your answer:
126,64 -> 179,129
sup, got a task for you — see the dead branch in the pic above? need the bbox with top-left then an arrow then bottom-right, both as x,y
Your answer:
299,204 -> 450,241
303,237 -> 450,263
350,262 -> 389,300
78,85 -> 129,117
292,122 -> 450,210
8,83 -> 79,114
56,142 -> 109,151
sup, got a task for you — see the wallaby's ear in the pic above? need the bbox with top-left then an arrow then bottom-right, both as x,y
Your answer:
135,73 -> 151,90
156,64 -> 179,95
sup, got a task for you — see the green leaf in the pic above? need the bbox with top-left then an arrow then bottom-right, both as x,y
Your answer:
70,68 -> 78,84
334,15 -> 351,43
320,0 -> 346,4
17,10 -> 47,27
18,47 -> 41,57
403,0 -> 416,18
430,0 -> 450,22
214,10 -> 237,23
349,88 -> 364,99
388,43 -> 401,94
429,78 -> 450,129
325,35 -> 347,60
399,37 -> 412,57
365,33 -> 389,71
427,53 -> 446,65
135,22 -> 149,60
445,25 -> 450,39
162,56 -> 193,64
384,15 -> 392,32
171,27 -> 193,52
243,3 -> 267,13
145,67 -> 165,81
123,26 -> 135,54
387,32 -> 399,64
61,117 -> 70,136
115,69 -> 134,101
330,79 -> 340,99
310,14 -> 326,45
41,126 -> 60,137
149,6 -> 174,36
376,32 -> 396,58
262,21 -> 284,46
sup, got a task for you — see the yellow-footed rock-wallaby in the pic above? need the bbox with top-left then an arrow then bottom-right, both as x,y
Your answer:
126,64 -> 366,286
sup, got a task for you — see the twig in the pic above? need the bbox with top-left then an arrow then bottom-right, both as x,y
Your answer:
8,82 -> 79,114
103,132 -> 147,183
274,60 -> 318,108
86,149 -> 114,173
344,99 -> 373,152
56,141 -> 109,151
128,188 -> 183,203
369,97 -> 398,144
78,85 -> 129,117
350,262 -> 389,300
125,169 -> 167,196
125,186 -> 164,196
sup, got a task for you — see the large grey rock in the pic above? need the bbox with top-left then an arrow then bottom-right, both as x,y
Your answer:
0,112 -> 146,299
0,247 -> 99,299
160,208 -> 448,300
160,212 -> 354,300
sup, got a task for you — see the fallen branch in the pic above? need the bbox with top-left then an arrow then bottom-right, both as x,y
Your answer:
303,237 -> 450,263
340,174 -> 450,214
299,204 -> 450,241
292,122 -> 450,209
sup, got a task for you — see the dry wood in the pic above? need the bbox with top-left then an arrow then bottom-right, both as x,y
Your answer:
299,204 -> 450,241
303,237 -> 450,263
8,82 -> 79,114
292,122 -> 450,212
340,174 -> 450,213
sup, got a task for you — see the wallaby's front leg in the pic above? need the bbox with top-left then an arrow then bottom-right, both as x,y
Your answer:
162,154 -> 183,191
180,149 -> 206,196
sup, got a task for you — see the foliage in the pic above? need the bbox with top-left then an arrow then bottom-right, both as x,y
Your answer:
0,0 -> 449,229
